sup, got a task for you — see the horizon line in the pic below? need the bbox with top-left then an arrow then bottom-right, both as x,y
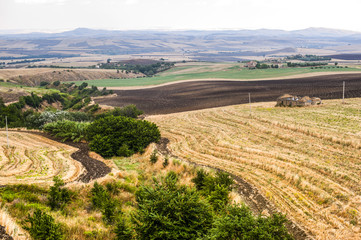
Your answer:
1,26 -> 360,35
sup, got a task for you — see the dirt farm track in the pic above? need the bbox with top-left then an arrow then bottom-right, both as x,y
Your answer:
95,74 -> 361,114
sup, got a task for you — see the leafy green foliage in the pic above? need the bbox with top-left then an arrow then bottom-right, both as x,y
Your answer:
27,110 -> 91,129
87,116 -> 160,157
117,144 -> 133,157
43,120 -> 90,142
133,171 -> 214,240
24,209 -> 63,240
192,170 -> 233,210
48,176 -> 72,210
96,105 -> 143,119
115,219 -> 133,240
205,204 -> 293,240
149,150 -> 158,164
91,182 -> 121,225
163,155 -> 169,168
91,182 -> 110,210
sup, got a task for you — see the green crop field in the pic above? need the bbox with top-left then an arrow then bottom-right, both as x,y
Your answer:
73,63 -> 361,87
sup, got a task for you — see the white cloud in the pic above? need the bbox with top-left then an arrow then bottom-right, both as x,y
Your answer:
124,0 -> 139,5
14,0 -> 69,4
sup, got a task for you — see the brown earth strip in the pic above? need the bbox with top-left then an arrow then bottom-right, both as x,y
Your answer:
156,138 -> 312,240
0,225 -> 13,240
95,73 -> 361,115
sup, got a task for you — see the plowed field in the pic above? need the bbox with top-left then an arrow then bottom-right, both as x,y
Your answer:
95,73 -> 361,114
148,99 -> 361,239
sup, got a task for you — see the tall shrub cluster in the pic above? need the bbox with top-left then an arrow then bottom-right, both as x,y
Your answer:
87,116 -> 160,157
43,120 -> 90,142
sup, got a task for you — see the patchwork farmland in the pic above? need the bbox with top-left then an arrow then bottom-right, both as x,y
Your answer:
148,99 -> 361,239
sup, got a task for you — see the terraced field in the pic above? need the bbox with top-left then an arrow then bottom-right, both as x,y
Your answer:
0,131 -> 84,185
148,99 -> 361,240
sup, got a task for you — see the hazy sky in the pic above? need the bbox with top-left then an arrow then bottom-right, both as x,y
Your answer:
1,0 -> 361,32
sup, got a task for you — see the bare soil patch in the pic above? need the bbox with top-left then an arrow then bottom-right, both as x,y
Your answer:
95,73 -> 361,114
0,225 -> 13,240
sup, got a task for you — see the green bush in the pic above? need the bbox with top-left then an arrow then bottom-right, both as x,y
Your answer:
115,219 -> 133,240
163,155 -> 169,168
43,120 -> 89,142
89,135 -> 114,158
48,176 -> 72,210
192,170 -> 234,210
150,150 -> 158,164
205,204 -> 293,240
133,171 -> 214,239
102,199 -> 117,225
95,105 -> 143,119
87,116 -> 160,157
24,209 -> 63,240
91,182 -> 110,210
117,144 -> 133,157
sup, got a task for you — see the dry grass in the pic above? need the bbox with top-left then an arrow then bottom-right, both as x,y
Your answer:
0,208 -> 28,240
147,98 -> 361,240
0,131 -> 84,185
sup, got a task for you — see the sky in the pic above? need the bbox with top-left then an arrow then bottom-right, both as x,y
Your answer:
1,0 -> 361,33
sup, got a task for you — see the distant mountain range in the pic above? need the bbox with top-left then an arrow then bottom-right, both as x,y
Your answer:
1,27 -> 360,62
2,27 -> 361,38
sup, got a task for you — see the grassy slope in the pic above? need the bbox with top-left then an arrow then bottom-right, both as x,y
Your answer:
147,99 -> 361,240
0,82 -> 59,95
74,64 -> 361,87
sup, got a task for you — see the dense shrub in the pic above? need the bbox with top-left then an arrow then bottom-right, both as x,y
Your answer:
48,176 -> 72,210
205,204 -> 293,240
149,150 -> 158,164
91,182 -> 110,210
24,209 -> 63,240
192,170 -> 234,210
22,93 -> 42,108
116,144 -> 133,157
43,120 -> 90,142
95,105 -> 143,119
115,219 -> 133,240
133,171 -> 214,239
91,182 -> 120,225
87,116 -> 160,157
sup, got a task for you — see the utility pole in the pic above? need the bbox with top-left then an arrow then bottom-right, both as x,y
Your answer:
249,93 -> 251,116
5,116 -> 9,148
342,81 -> 345,104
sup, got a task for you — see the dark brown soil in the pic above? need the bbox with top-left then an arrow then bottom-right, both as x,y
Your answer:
95,73 -> 361,114
65,141 -> 111,183
157,137 -> 311,240
0,225 -> 13,240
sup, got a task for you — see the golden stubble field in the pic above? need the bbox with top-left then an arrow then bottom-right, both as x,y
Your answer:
147,99 -> 361,240
0,131 -> 84,185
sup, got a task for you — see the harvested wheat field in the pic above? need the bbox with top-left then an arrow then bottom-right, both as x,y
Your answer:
0,131 -> 84,185
148,99 -> 361,240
